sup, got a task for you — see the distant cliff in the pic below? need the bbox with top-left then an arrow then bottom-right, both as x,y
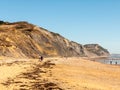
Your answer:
0,21 -> 109,58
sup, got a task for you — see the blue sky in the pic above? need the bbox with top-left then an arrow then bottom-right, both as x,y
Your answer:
0,0 -> 120,54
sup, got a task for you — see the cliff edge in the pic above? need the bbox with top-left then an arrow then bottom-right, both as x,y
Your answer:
0,21 -> 109,58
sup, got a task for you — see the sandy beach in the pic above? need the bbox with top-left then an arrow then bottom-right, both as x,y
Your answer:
0,57 -> 120,90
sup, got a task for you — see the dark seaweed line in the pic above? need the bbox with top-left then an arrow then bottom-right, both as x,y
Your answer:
1,61 -> 63,90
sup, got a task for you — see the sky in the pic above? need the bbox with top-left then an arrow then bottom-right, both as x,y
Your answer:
0,0 -> 120,54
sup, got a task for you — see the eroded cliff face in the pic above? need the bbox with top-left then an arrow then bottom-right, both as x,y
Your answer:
84,44 -> 110,58
0,21 -> 109,58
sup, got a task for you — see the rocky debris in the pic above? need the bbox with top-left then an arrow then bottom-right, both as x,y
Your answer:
0,21 -> 109,58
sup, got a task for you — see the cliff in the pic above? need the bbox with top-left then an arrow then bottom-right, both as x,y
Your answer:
0,21 -> 109,58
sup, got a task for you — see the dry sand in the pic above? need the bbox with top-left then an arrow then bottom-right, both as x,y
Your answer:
0,57 -> 120,90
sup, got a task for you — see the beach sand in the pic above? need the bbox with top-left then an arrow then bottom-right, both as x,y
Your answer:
0,57 -> 120,90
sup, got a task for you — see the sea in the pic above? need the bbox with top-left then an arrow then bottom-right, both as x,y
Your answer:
96,54 -> 120,65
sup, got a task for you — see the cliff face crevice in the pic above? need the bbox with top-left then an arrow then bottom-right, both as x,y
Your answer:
0,21 -> 109,58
